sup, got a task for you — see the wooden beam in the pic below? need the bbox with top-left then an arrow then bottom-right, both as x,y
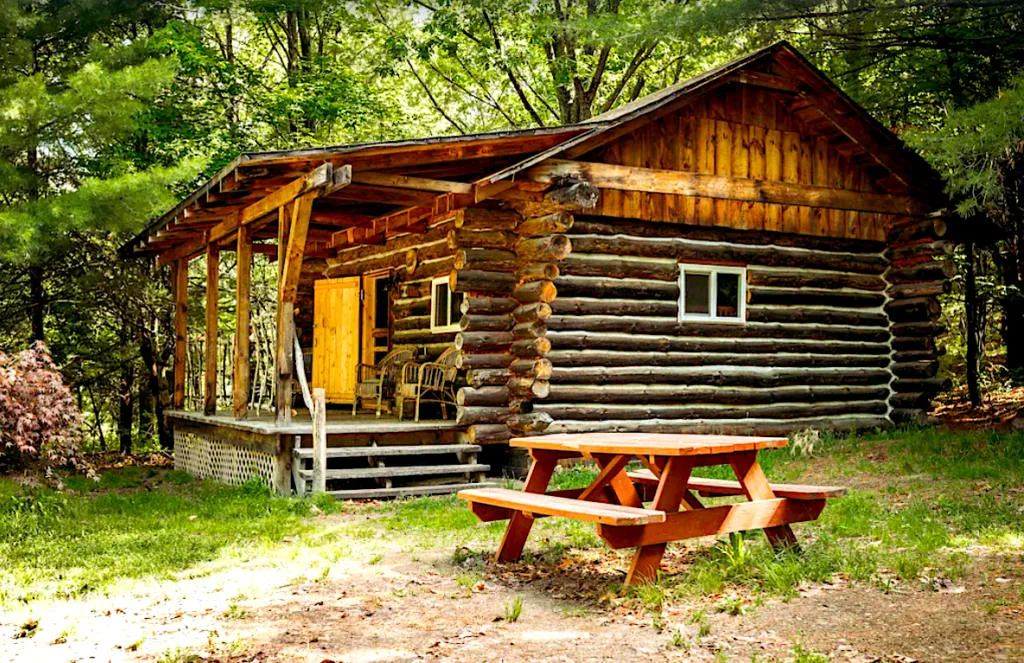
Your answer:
240,163 -> 333,227
204,243 -> 219,416
526,159 -> 933,216
727,71 -> 800,94
351,170 -> 472,194
233,225 -> 252,420
280,191 -> 316,304
172,259 -> 189,409
328,192 -> 460,249
276,205 -> 292,425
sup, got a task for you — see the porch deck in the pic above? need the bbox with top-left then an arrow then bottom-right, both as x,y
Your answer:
166,409 -> 463,437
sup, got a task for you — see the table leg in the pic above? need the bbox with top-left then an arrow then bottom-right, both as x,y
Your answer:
494,450 -> 558,563
625,456 -> 695,585
589,453 -> 643,507
729,451 -> 799,551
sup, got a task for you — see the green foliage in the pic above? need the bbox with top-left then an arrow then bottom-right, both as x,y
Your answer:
503,595 -> 523,622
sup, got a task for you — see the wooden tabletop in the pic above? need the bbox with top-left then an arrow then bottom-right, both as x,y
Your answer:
510,433 -> 788,456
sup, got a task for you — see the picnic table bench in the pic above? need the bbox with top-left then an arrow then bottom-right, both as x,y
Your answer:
459,433 -> 845,585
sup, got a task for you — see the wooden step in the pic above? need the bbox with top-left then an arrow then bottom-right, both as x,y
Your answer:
626,470 -> 846,500
329,481 -> 497,500
458,487 -> 665,526
299,463 -> 489,481
294,444 -> 481,459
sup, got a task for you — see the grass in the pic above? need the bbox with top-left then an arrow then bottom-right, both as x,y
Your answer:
0,467 -> 338,607
2,425 -> 1021,615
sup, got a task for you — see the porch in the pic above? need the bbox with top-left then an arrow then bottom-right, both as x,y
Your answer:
167,409 -> 495,499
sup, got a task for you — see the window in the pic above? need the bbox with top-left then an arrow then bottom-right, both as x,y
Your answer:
678,264 -> 746,322
430,275 -> 464,333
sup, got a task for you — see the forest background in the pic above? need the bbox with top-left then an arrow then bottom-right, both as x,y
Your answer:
2,0 -> 1022,455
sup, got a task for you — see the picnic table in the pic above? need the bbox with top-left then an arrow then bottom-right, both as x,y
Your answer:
459,433 -> 845,585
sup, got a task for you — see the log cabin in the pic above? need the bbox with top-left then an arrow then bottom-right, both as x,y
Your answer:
125,42 -> 957,497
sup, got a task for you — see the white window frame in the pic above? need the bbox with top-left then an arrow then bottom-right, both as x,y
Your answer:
677,263 -> 747,323
430,275 -> 461,333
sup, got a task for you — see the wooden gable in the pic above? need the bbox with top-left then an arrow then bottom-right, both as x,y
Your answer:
577,81 -> 914,243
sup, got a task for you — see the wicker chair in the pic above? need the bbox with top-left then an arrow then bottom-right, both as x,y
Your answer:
396,346 -> 459,421
352,347 -> 416,417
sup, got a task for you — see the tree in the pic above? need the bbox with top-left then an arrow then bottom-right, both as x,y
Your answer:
908,78 -> 1024,387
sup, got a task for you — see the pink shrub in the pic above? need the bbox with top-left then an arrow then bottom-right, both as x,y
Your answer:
0,342 -> 93,478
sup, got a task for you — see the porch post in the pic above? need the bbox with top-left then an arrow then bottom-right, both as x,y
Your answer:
233,224 -> 252,419
204,242 -> 219,416
172,258 -> 188,410
275,193 -> 315,424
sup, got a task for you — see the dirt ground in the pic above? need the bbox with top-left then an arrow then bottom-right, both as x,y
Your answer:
1,510 -> 1020,663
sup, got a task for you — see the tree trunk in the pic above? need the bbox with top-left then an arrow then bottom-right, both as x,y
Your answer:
964,241 -> 985,405
28,263 -> 45,343
118,361 -> 135,455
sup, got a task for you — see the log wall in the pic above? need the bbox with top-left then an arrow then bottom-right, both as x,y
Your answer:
537,216 -> 897,436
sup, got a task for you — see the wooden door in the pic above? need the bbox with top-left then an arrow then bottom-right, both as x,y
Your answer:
362,271 -> 392,367
312,277 -> 360,403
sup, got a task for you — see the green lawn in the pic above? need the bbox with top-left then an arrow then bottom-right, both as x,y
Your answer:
1,426 -> 1021,610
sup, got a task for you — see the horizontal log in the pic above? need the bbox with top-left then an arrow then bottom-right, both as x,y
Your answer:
546,316 -> 890,342
458,207 -> 519,230
548,330 -> 891,355
571,217 -> 885,254
459,314 -> 513,332
393,329 -> 454,345
455,331 -> 515,353
457,386 -> 510,407
884,297 -> 942,322
407,255 -> 456,280
555,275 -> 678,300
746,306 -> 888,328
454,248 -> 517,272
393,296 -> 430,317
447,228 -> 514,250
506,411 -> 554,434
889,408 -> 929,425
535,400 -> 888,421
886,260 -> 955,283
891,321 -> 946,338
747,286 -> 885,309
568,234 -> 887,274
890,392 -> 931,409
746,268 -> 885,292
892,361 -> 939,379
450,269 -> 516,295
516,234 -> 572,262
508,377 -> 550,399
887,280 -> 949,299
892,377 -> 951,394
465,368 -> 511,388
394,315 -> 429,332
513,320 -> 546,340
548,365 -> 891,388
893,348 -> 944,363
513,302 -> 553,323
456,406 -> 509,426
511,337 -> 552,357
455,352 -> 511,370
545,350 -> 891,369
559,254 -> 678,281
891,336 -> 936,352
885,240 -> 954,263
460,424 -> 511,444
517,211 -> 574,237
514,280 -> 558,304
886,217 -> 947,245
461,296 -> 517,315
545,383 -> 890,405
509,358 -> 553,380
543,414 -> 889,436
529,159 -> 931,215
552,298 -> 676,317
516,263 -> 560,283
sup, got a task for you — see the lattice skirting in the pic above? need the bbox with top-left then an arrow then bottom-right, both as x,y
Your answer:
174,429 -> 277,489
